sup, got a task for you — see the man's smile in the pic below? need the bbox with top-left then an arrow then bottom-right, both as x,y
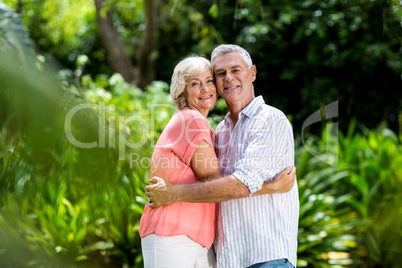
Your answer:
224,85 -> 240,91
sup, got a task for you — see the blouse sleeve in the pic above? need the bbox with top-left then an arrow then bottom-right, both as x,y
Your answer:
165,109 -> 214,166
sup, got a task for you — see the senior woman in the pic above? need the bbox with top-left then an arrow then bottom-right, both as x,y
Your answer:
140,56 -> 219,268
140,56 -> 294,267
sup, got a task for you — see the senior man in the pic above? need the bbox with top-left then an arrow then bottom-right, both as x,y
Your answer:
146,44 -> 299,268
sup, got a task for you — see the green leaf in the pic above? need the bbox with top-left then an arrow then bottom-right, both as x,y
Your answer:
208,4 -> 218,18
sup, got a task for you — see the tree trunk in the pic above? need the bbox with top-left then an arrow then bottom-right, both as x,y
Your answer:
17,0 -> 23,14
94,0 -> 138,84
136,0 -> 160,89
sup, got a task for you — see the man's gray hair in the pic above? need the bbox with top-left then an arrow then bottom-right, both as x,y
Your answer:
211,44 -> 253,70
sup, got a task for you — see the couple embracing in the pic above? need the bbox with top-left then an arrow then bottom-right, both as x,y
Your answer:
140,44 -> 299,268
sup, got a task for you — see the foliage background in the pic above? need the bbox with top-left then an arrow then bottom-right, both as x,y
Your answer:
2,0 -> 401,132
0,0 -> 402,267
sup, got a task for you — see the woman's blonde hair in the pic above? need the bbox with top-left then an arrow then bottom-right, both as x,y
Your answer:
170,56 -> 212,110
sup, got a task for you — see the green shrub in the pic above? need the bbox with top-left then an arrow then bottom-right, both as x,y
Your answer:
296,121 -> 402,267
0,46 -> 174,266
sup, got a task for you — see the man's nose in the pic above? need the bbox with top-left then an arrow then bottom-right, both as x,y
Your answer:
224,73 -> 234,83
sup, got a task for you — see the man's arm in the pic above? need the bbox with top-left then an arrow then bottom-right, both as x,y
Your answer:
229,113 -> 295,195
145,166 -> 295,208
145,174 -> 249,208
145,118 -> 296,208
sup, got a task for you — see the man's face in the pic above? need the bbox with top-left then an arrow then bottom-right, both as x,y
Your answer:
213,51 -> 256,108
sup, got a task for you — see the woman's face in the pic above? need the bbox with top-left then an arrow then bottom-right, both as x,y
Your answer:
185,69 -> 217,117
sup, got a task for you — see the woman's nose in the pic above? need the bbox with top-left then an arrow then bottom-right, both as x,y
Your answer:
200,83 -> 206,92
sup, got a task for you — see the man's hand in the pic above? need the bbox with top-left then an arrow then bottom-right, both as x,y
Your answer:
268,166 -> 296,193
145,177 -> 175,208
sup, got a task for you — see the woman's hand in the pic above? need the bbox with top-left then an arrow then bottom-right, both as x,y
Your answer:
253,166 -> 296,196
268,166 -> 296,193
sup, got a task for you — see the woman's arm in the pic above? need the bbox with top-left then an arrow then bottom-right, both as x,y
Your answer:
191,140 -> 295,193
191,140 -> 296,193
190,140 -> 221,181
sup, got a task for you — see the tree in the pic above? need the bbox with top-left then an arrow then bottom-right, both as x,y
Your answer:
203,0 -> 402,133
94,0 -> 161,88
94,0 -> 138,84
3,0 -> 401,132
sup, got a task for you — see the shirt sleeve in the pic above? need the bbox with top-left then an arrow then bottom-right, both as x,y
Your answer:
169,110 -> 214,165
232,113 -> 295,194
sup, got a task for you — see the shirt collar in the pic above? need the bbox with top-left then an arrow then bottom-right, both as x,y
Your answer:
241,96 -> 265,119
224,96 -> 265,124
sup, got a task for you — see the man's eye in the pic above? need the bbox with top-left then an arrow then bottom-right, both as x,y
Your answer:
217,73 -> 224,76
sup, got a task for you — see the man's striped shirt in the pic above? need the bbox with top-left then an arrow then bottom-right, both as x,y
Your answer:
214,96 -> 299,268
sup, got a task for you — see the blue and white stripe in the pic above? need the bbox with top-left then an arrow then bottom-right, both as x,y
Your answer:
214,96 -> 299,268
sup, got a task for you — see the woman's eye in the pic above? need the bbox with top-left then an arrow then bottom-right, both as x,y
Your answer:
207,79 -> 214,83
192,82 -> 199,86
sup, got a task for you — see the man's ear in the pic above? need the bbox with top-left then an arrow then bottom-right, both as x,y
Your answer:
251,65 -> 257,82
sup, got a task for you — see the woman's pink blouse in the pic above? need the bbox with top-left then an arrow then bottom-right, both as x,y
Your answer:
139,109 -> 216,249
